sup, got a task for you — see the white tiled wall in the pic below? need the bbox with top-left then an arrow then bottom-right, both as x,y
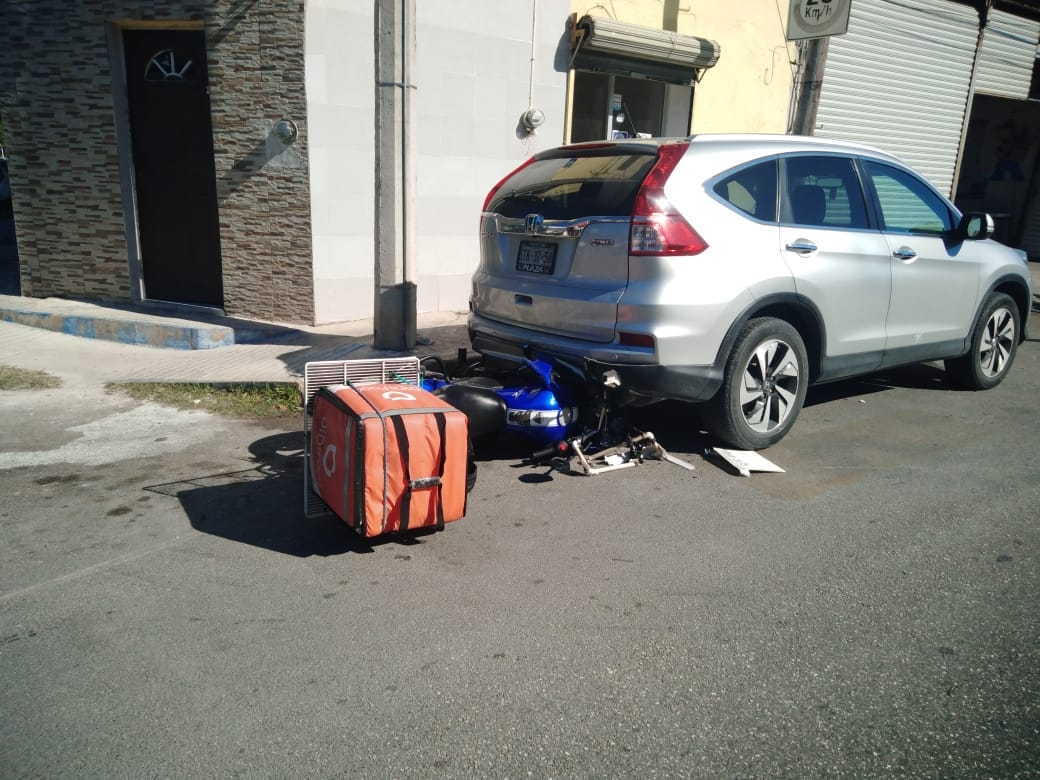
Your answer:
306,0 -> 570,325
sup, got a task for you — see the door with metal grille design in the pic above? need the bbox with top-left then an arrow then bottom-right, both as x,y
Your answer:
123,29 -> 223,307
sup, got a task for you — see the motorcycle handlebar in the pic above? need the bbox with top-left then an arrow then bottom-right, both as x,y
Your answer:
529,440 -> 569,462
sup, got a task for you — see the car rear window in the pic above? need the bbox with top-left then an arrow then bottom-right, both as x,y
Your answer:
486,151 -> 658,219
713,160 -> 778,222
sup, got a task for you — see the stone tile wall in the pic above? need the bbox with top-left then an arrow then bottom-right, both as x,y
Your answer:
0,0 -> 314,324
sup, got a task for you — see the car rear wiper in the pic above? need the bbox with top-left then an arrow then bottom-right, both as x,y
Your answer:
504,190 -> 547,203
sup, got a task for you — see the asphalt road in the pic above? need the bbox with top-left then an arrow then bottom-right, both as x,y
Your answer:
2,327 -> 1039,777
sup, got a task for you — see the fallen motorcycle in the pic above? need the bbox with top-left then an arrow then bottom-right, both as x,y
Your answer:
420,350 -> 584,445
421,351 -> 696,476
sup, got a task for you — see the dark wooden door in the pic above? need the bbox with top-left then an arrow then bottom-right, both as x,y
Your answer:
123,29 -> 223,307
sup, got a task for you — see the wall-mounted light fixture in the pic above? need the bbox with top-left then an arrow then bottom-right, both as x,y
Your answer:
274,119 -> 299,145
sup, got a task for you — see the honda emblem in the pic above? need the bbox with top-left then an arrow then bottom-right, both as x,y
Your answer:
525,213 -> 544,234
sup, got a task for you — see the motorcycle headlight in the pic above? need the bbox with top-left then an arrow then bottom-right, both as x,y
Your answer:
506,407 -> 578,428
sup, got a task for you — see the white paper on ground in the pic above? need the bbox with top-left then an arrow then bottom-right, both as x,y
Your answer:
712,448 -> 785,477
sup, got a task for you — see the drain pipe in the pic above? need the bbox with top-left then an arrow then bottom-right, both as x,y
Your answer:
528,1 -> 538,110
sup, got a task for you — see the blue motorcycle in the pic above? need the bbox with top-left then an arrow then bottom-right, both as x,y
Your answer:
420,351 -> 582,446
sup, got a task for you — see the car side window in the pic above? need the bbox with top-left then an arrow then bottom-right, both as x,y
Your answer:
781,156 -> 870,229
863,160 -> 953,235
712,160 -> 778,222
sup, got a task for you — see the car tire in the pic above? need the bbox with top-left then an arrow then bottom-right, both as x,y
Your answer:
704,317 -> 809,450
944,292 -> 1020,391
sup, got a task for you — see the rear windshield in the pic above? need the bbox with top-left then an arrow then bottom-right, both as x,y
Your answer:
487,152 -> 657,219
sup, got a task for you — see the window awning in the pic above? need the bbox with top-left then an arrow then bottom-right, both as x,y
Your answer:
572,15 -> 721,85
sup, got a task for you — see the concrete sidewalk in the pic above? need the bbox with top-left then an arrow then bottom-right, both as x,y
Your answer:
2,258 -> 1037,385
0,293 -> 470,385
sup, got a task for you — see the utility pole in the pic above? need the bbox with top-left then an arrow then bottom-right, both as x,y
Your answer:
373,0 -> 417,350
790,36 -> 829,136
951,0 -> 993,200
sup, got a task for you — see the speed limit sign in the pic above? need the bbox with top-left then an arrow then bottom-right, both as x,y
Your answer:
786,0 -> 852,40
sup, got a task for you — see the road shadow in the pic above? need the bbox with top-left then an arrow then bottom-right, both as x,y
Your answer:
803,362 -> 951,407
145,429 -> 439,557
478,362 -> 953,471
161,407 -> 712,558
465,403 -> 716,483
152,357 -> 983,555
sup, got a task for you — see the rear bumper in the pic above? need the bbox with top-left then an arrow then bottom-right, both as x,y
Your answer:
468,314 -> 723,402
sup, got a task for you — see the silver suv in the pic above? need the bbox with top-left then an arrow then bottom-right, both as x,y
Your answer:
469,135 -> 1032,449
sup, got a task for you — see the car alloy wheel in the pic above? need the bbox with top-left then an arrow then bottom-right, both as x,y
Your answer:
978,302 -> 1016,379
740,338 -> 801,433
945,292 -> 1020,391
705,317 -> 809,450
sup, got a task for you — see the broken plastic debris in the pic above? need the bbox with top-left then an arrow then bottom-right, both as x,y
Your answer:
711,448 -> 785,477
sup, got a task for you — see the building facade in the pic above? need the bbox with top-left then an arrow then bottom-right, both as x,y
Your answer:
281,0 -> 798,325
1,1 -> 314,322
0,0 -> 796,326
2,1 -> 1033,328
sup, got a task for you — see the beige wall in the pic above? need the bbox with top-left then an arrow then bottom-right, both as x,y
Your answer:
570,0 -> 796,134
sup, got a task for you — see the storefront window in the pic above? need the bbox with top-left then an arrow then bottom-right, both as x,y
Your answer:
571,72 -> 673,142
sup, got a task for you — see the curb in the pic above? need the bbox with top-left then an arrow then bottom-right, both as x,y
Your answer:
0,306 -> 237,349
0,294 -> 314,350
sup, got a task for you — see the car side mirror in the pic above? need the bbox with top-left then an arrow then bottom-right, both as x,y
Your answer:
955,212 -> 994,241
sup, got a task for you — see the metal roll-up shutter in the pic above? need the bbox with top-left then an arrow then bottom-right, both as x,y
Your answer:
975,10 -> 1040,99
814,0 -> 978,196
573,15 -> 720,85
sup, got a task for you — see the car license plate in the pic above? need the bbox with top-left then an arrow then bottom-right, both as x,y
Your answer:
516,241 -> 557,275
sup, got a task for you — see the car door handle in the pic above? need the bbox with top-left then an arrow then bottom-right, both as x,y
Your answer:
893,246 -> 917,262
785,239 -> 818,254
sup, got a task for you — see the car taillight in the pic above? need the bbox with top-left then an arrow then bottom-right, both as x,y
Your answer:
630,143 -> 708,256
482,156 -> 537,213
